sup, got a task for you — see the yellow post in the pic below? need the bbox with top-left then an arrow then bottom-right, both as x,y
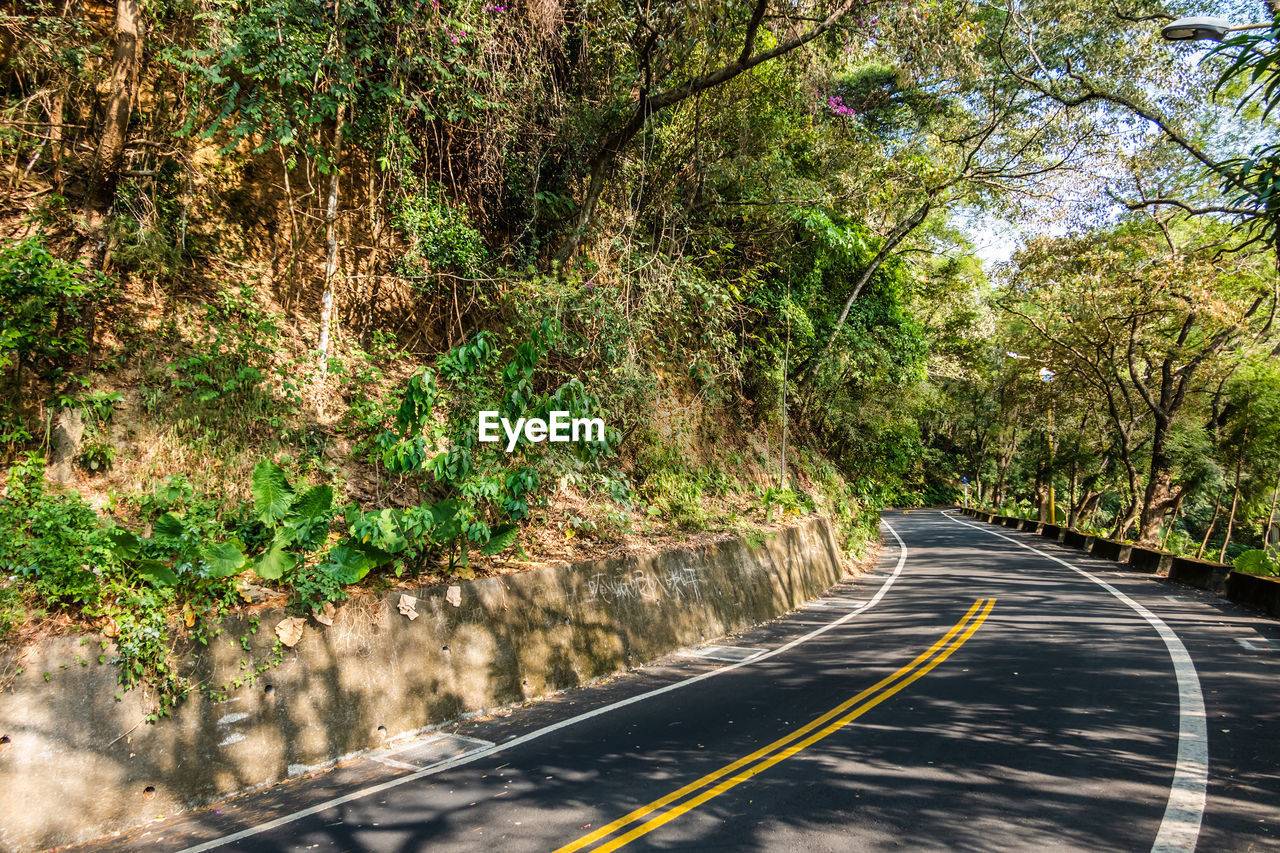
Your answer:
1047,401 -> 1056,524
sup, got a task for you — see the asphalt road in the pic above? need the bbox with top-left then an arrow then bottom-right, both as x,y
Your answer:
84,509 -> 1280,852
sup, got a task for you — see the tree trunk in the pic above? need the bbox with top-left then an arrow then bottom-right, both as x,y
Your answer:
1111,503 -> 1137,541
364,157 -> 384,342
1265,479 -> 1280,552
1161,493 -> 1185,550
83,0 -> 143,229
1137,422 -> 1179,544
316,103 -> 346,369
1067,461 -> 1079,528
1196,483 -> 1226,559
1218,453 -> 1245,563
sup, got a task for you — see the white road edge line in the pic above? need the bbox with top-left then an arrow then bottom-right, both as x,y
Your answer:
176,521 -> 911,853
942,511 -> 1207,853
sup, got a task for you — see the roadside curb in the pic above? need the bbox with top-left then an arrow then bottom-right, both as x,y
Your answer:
957,507 -> 1280,617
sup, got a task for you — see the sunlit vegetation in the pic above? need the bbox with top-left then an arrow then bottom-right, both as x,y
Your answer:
0,0 -> 1277,710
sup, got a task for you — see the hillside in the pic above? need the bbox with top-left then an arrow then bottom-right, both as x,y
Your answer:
2,0 -> 1279,716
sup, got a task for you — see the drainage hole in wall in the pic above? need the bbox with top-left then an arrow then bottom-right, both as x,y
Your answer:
0,734 -> 10,750
376,725 -> 388,739
441,645 -> 450,654
142,786 -> 156,800
264,684 -> 276,696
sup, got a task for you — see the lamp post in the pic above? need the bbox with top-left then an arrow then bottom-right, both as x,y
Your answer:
1161,16 -> 1271,42
1039,366 -> 1057,524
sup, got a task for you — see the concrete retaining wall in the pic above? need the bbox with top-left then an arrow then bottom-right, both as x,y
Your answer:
1090,538 -> 1132,562
972,506 -> 1279,621
1128,546 -> 1172,575
1040,524 -> 1062,542
1019,518 -> 1040,532
0,517 -> 844,852
1224,572 -> 1280,617
1062,530 -> 1091,549
1168,556 -> 1232,594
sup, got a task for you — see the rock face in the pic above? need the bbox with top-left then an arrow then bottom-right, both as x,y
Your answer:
48,406 -> 85,483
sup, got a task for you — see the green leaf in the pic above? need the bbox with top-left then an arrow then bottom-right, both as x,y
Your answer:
320,544 -> 374,585
351,542 -> 395,568
374,508 -> 408,554
293,484 -> 333,522
254,542 -> 296,580
136,559 -> 178,587
106,528 -> 141,560
202,541 -> 246,579
153,513 -> 186,539
251,460 -> 294,524
431,498 -> 463,542
1234,549 -> 1279,577
431,498 -> 460,523
480,523 -> 520,556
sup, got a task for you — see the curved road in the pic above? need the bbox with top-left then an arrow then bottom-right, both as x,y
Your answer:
86,509 -> 1280,852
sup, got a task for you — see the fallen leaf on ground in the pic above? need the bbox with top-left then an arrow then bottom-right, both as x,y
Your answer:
398,594 -> 419,620
446,585 -> 462,607
275,616 -> 305,647
313,601 -> 335,626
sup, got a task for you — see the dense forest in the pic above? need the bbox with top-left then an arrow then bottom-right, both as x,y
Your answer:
0,0 -> 1277,712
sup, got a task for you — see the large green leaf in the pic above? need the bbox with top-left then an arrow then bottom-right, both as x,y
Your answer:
251,459 -> 294,525
373,507 -> 408,554
431,498 -> 463,542
135,559 -> 178,588
152,513 -> 186,539
293,484 -> 333,522
351,542 -> 394,567
1234,549 -> 1280,577
480,523 -> 520,556
320,544 -> 374,585
253,542 -> 296,580
106,528 -> 141,560
202,541 -> 247,579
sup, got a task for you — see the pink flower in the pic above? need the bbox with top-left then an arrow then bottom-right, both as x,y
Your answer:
826,95 -> 856,117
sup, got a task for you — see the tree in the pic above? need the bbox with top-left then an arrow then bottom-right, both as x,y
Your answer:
83,0 -> 144,229
553,0 -> 873,262
1000,218 -> 1275,543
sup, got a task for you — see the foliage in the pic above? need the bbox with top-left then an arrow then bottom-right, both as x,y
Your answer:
0,456 -> 197,715
393,176 -> 487,277
1212,24 -> 1280,252
0,238 -> 105,399
1234,549 -> 1280,577
370,323 -> 616,570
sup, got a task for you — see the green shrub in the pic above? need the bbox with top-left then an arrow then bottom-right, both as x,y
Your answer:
0,454 -> 112,610
0,236 -> 108,404
393,176 -> 486,277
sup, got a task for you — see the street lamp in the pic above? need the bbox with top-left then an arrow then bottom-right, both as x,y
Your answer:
1161,16 -> 1272,42
1039,367 -> 1057,525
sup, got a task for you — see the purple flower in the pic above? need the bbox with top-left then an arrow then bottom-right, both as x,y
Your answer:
826,95 -> 856,117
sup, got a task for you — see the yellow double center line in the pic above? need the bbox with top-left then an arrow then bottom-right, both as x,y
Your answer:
555,597 -> 997,853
